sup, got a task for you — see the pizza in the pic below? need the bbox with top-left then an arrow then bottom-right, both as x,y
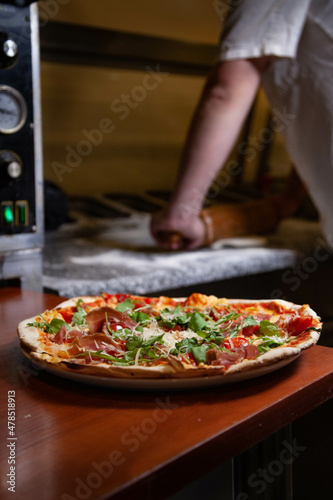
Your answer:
17,293 -> 321,381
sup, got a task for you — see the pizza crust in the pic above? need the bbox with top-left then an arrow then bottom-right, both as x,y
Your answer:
18,317 -> 50,355
21,347 -> 178,379
54,295 -> 105,309
17,294 -> 322,381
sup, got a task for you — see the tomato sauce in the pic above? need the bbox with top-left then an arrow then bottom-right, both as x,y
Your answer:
223,337 -> 249,349
59,306 -> 76,323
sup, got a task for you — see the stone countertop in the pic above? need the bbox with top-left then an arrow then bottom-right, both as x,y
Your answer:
42,214 -> 322,297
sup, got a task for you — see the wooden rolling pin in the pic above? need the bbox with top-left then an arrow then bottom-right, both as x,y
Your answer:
200,168 -> 306,246
157,231 -> 187,249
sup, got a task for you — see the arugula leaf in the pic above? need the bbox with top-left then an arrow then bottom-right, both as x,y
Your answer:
159,308 -> 212,333
256,336 -> 285,354
76,350 -> 136,365
28,317 -> 68,334
259,320 -> 279,336
103,312 -> 114,335
126,333 -> 164,351
191,345 -> 208,364
228,325 -> 240,338
243,315 -> 258,328
220,347 -> 235,355
217,312 -> 242,323
48,318 -> 68,333
213,335 -> 224,346
76,344 -> 168,366
173,303 -> 181,315
129,310 -> 151,326
80,350 -> 118,361
173,337 -> 199,354
72,309 -> 86,326
140,345 -> 166,360
188,311 -> 207,332
158,316 -> 177,329
197,330 -> 209,339
122,350 -> 137,363
110,328 -> 131,341
198,330 -> 224,346
159,309 -> 188,328
116,298 -> 135,312
142,334 -> 164,347
176,314 -> 190,325
126,335 -> 142,351
27,320 -> 48,330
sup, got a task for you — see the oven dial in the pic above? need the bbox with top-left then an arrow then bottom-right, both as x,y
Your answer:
3,39 -> 18,58
0,150 -> 23,184
7,160 -> 22,179
0,86 -> 27,134
0,32 -> 18,69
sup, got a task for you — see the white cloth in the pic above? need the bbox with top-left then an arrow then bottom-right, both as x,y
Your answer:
220,0 -> 333,244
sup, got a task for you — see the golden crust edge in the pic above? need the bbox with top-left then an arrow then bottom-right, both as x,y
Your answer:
54,295 -> 105,309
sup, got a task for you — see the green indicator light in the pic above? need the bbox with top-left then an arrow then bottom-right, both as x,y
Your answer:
18,204 -> 26,224
3,205 -> 14,225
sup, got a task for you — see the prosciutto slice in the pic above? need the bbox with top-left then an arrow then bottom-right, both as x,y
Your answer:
52,325 -> 83,344
206,344 -> 259,367
85,306 -> 137,334
66,333 -> 124,358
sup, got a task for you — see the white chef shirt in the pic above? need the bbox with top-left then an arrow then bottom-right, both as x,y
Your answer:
220,0 -> 333,244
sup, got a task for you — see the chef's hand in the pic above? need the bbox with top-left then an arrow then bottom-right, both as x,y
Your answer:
151,208 -> 206,250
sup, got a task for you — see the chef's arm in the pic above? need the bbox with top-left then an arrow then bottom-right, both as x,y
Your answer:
170,59 -> 263,212
151,57 -> 274,249
200,167 -> 307,245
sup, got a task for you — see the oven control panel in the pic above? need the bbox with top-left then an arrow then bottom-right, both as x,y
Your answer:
0,1 -> 43,249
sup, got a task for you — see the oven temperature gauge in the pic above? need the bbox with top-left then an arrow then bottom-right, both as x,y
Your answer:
0,85 -> 27,134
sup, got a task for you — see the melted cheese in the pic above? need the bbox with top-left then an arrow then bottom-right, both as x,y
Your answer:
141,322 -> 202,350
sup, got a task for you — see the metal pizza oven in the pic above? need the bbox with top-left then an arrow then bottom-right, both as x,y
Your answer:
0,0 -> 43,290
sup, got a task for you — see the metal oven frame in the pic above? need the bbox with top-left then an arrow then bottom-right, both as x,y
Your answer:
0,2 -> 43,291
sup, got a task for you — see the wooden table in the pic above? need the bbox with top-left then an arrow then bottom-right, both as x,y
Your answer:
1,288 -> 332,500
